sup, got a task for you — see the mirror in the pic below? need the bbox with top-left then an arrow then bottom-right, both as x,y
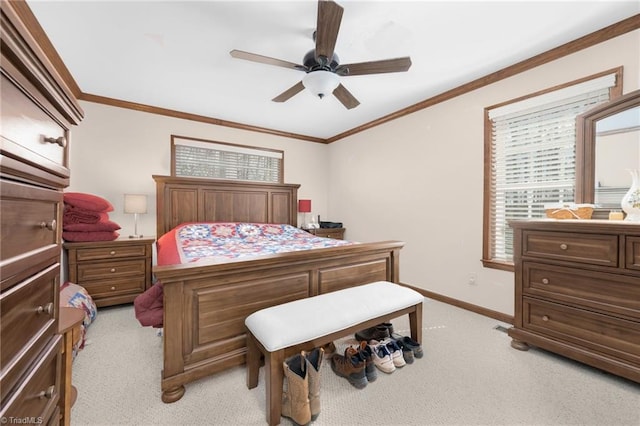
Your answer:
576,89 -> 640,208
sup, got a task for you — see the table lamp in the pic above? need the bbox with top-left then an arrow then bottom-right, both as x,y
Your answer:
124,194 -> 147,238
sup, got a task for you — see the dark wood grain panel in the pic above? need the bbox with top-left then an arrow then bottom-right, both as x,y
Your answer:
154,175 -> 300,236
523,261 -> 640,319
0,264 -> 58,403
523,230 -> 618,266
523,297 -> 640,364
627,236 -> 640,270
1,74 -> 67,173
0,179 -> 60,286
0,336 -> 62,423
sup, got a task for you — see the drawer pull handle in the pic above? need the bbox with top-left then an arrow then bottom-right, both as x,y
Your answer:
541,278 -> 549,284
44,135 -> 67,147
559,243 -> 568,250
38,385 -> 56,399
110,268 -> 116,273
542,315 -> 550,322
110,250 -> 116,256
111,286 -> 116,291
39,219 -> 57,231
36,303 -> 54,316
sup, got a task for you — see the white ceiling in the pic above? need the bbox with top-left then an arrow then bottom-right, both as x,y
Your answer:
27,1 -> 639,140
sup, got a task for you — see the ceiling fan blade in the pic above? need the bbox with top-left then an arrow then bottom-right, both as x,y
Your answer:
272,81 -> 305,103
230,49 -> 305,71
315,0 -> 343,62
333,84 -> 360,109
336,57 -> 412,76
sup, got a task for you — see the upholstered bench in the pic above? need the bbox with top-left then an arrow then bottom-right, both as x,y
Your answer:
245,281 -> 424,425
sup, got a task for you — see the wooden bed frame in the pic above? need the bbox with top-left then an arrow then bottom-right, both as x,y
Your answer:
152,175 -> 404,403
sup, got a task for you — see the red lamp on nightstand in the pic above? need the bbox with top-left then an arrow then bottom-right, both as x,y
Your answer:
298,199 -> 311,229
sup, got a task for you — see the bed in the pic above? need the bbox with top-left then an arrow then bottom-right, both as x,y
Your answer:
152,175 -> 404,403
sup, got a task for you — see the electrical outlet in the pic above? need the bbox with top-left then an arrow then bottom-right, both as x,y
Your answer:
468,273 -> 477,285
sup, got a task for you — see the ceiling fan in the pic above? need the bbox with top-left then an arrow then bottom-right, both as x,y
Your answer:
229,0 -> 412,109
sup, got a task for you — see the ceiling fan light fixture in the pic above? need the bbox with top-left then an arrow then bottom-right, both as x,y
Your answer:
302,70 -> 339,99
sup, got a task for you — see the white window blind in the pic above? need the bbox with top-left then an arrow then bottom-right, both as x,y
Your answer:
488,75 -> 615,262
173,137 -> 283,183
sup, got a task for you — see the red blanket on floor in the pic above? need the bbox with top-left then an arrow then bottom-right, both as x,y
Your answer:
133,282 -> 163,328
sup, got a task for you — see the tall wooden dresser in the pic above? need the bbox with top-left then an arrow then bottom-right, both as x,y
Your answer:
1,2 -> 83,424
508,219 -> 640,383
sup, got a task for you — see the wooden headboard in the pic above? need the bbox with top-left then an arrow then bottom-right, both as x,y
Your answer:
153,175 -> 300,237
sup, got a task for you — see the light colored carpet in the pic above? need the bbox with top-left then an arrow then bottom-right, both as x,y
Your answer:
70,299 -> 639,426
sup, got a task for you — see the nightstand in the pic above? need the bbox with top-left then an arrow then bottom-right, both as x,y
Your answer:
64,237 -> 154,307
305,228 -> 345,240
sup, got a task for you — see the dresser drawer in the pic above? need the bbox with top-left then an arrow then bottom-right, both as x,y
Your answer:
0,335 -> 61,424
81,276 -> 146,299
307,228 -> 345,240
0,264 -> 59,403
319,230 -> 344,239
74,244 -> 148,262
1,74 -> 68,176
523,297 -> 640,365
522,230 -> 618,267
76,259 -> 146,281
1,180 -> 61,289
523,262 -> 640,319
627,236 -> 640,271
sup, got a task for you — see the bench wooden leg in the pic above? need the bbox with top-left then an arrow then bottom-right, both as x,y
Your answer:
409,302 -> 423,344
265,349 -> 285,426
246,331 -> 260,389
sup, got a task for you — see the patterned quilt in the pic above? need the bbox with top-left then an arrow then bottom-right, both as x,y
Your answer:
157,222 -> 353,265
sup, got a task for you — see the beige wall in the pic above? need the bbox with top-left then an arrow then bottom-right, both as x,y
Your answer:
327,30 -> 640,315
69,29 -> 639,316
69,104 -> 329,237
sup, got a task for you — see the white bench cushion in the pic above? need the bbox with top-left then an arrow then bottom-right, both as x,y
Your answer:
245,281 -> 423,352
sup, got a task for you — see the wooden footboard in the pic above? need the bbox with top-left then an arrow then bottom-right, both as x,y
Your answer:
153,240 -> 403,403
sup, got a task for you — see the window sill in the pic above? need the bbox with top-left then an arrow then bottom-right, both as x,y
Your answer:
481,259 -> 514,272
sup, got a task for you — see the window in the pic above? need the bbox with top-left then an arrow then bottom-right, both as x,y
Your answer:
483,70 -> 620,270
171,135 -> 284,183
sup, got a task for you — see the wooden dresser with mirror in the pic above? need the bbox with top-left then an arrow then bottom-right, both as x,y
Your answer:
508,89 -> 640,383
1,2 -> 83,424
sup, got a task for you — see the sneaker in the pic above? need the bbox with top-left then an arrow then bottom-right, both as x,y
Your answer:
394,339 -> 415,364
355,325 -> 389,342
391,334 -> 424,359
384,338 -> 406,368
367,340 -> 396,374
357,341 -> 378,382
330,346 -> 367,389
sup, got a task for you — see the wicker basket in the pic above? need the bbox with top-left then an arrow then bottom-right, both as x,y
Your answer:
545,204 -> 594,220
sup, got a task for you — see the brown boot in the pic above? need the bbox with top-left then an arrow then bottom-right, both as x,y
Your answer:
330,346 -> 367,389
305,347 -> 324,421
282,351 -> 311,426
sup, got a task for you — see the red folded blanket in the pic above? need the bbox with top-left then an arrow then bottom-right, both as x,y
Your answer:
64,192 -> 114,212
62,231 -> 119,242
63,220 -> 121,232
63,207 -> 109,225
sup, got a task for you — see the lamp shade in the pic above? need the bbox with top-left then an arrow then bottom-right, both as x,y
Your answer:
302,70 -> 339,99
298,199 -> 311,213
124,194 -> 148,214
